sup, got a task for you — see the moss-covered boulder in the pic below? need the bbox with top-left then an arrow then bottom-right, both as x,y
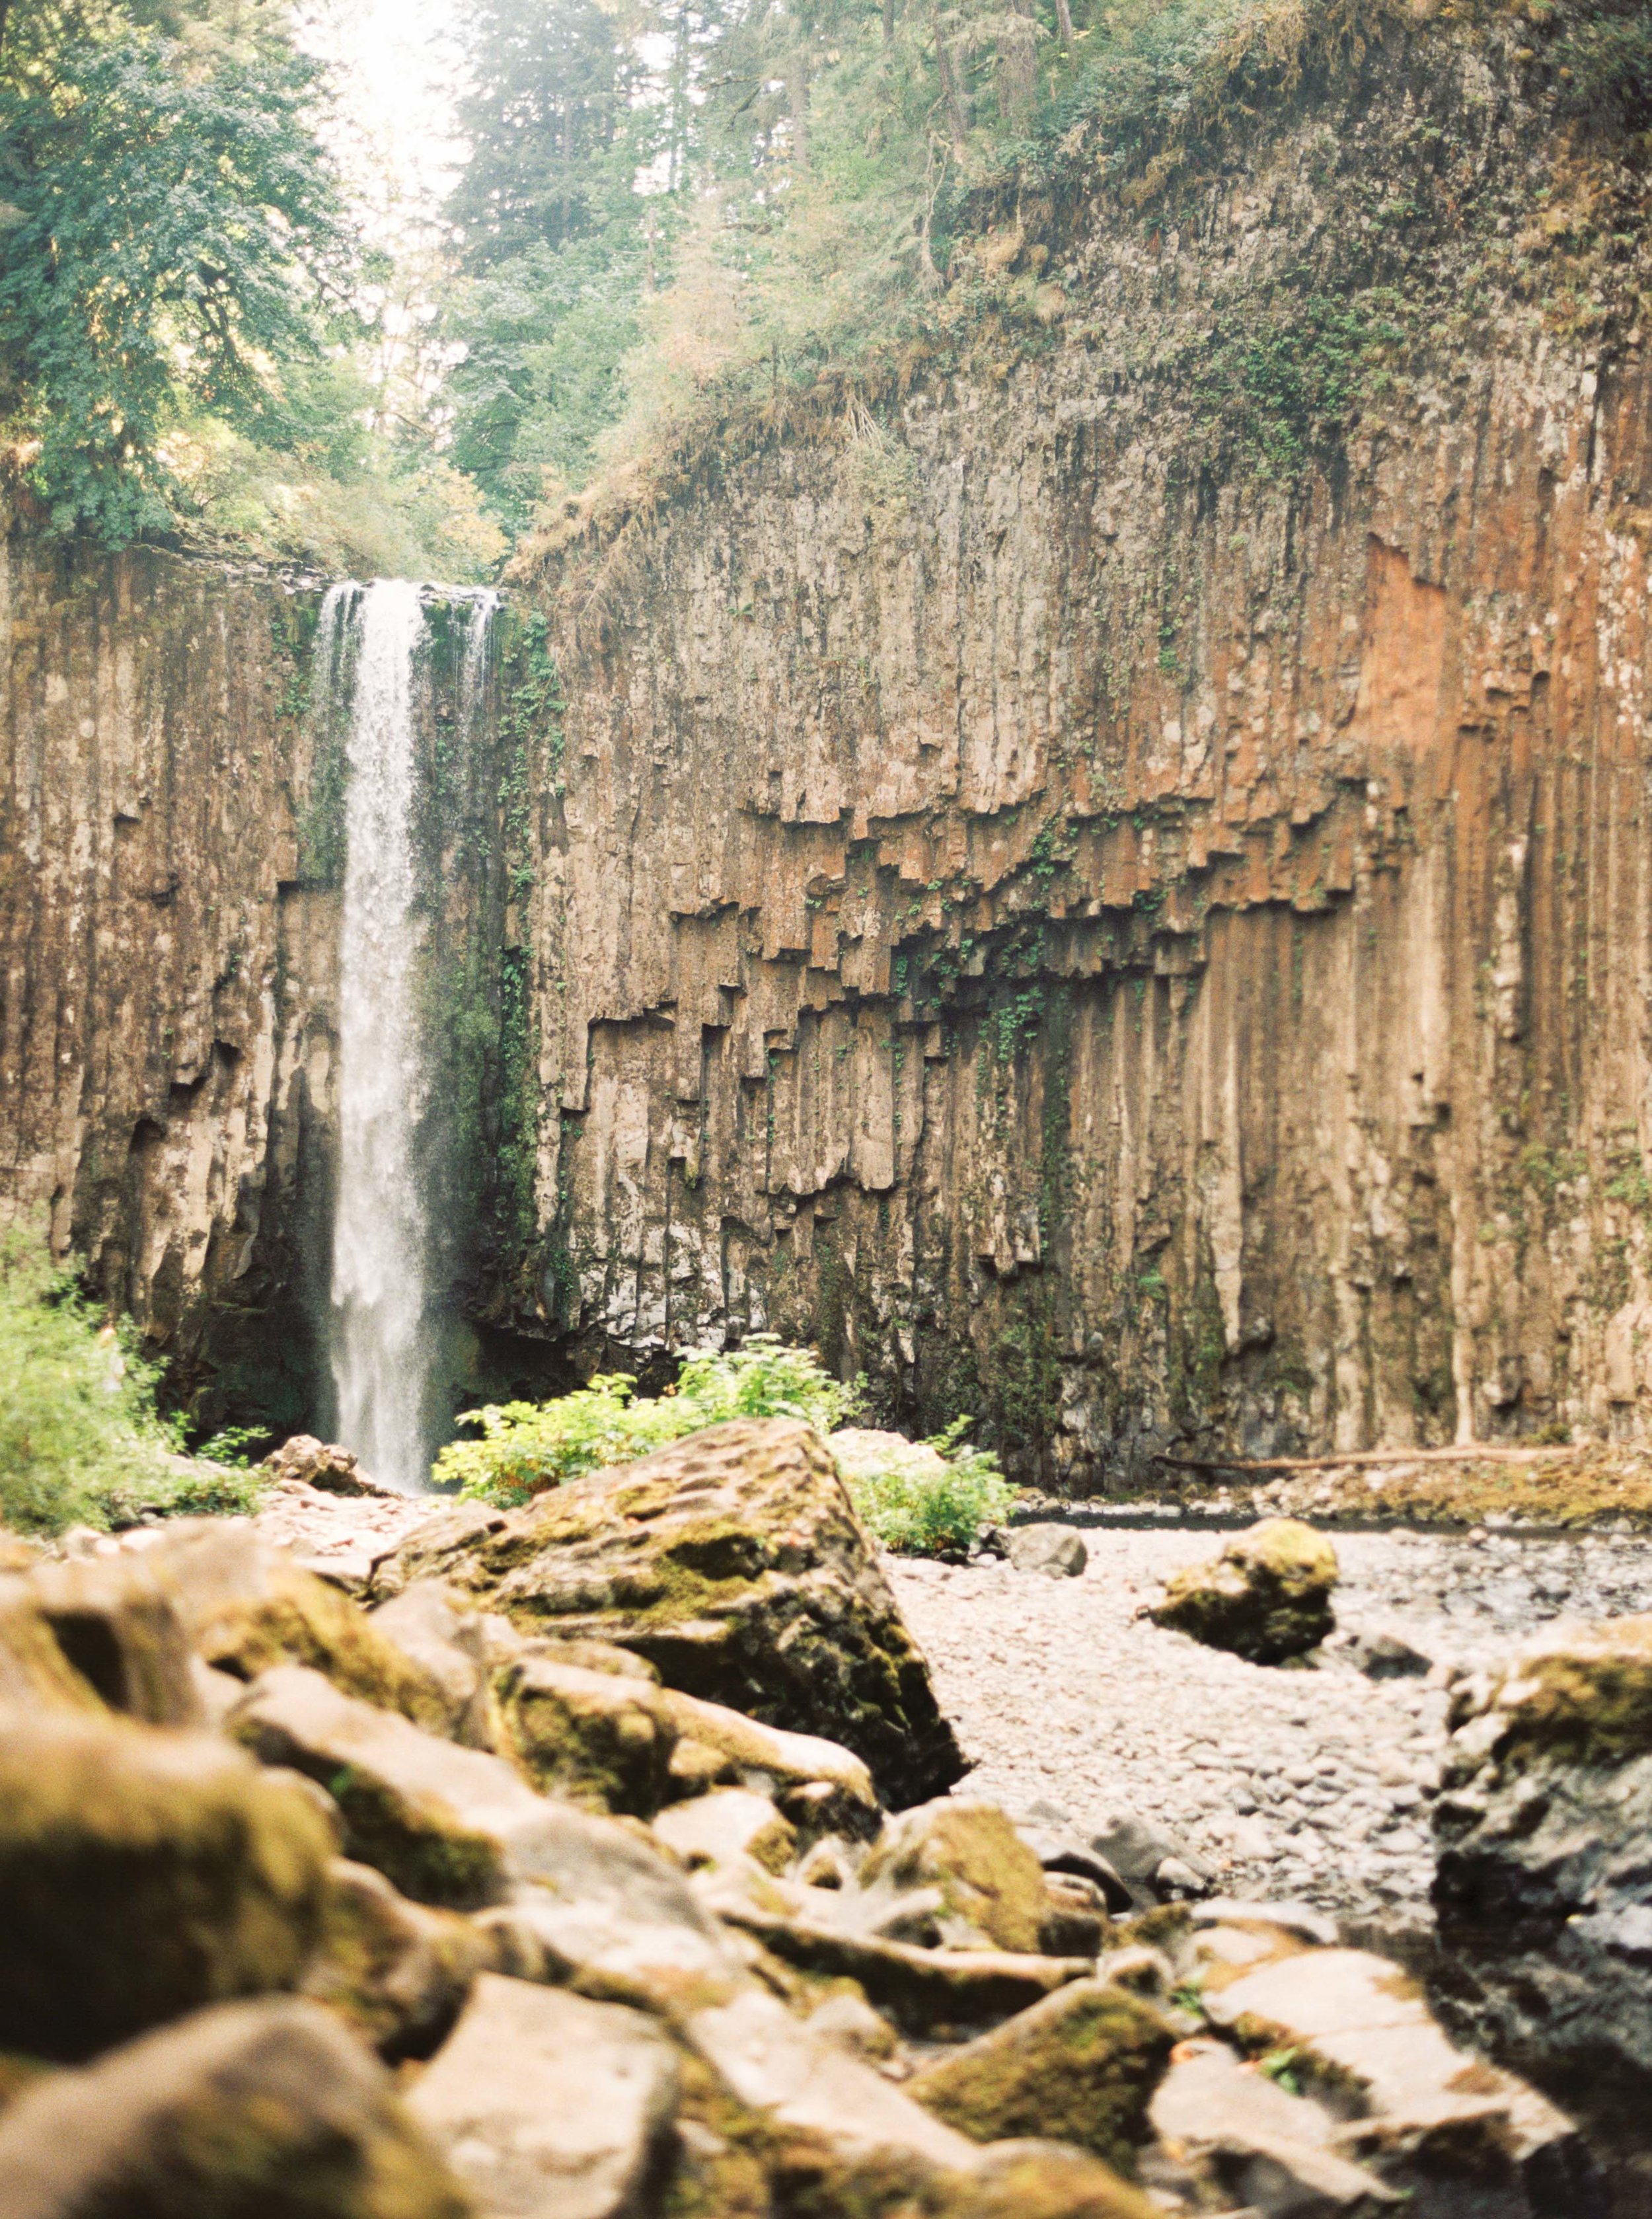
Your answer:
0,1997 -> 470,2219
370,1419 -> 965,1806
492,1651 -> 677,1815
955,2140 -> 1160,2219
301,1859 -> 488,2062
860,1800 -> 1048,1953
1433,1616 -> 1652,2134
26,1554 -> 201,1725
1148,1520 -> 1337,1664
139,1523 -> 459,1733
907,1979 -> 1176,2173
0,1705 -> 333,2060
655,1684 -> 880,1836
0,1577 -> 108,1712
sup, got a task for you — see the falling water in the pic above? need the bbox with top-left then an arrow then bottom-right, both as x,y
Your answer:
329,579 -> 432,1492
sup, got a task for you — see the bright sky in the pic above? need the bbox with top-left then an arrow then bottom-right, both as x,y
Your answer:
301,0 -> 466,242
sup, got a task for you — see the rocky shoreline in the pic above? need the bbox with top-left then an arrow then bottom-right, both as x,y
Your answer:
5,1421 -> 1649,2217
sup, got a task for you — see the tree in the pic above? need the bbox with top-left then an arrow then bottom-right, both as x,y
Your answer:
443,0 -> 667,529
0,0 -> 354,543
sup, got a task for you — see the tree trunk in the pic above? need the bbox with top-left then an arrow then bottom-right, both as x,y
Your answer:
1054,0 -> 1075,46
930,0 -> 969,153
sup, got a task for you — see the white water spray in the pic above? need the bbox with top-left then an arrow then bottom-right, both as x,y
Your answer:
329,579 -> 432,1491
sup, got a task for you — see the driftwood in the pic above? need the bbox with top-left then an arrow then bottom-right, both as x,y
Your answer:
1154,1444 -> 1583,1476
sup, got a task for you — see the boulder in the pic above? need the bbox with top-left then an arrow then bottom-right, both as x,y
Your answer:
369,1580 -> 501,1747
653,1682 -> 880,1837
1201,1945 -> 1586,2197
860,1799 -> 1049,1952
408,1975 -> 679,2219
493,1651 -> 677,1815
135,1522 -> 458,1732
1433,1615 -> 1652,2137
954,2140 -> 1158,2219
652,1788 -> 798,1875
686,1984 -> 981,2171
369,1419 -> 965,1805
0,1997 -> 469,2218
301,1858 -> 488,2061
0,1577 -> 108,1712
0,1704 -> 332,2059
24,1553 -> 203,1725
264,1434 -> 391,1497
1148,1520 -> 1337,1664
1007,1526 -> 1088,1579
714,1898 -> 1092,2037
907,1979 -> 1176,2172
228,1664 -> 706,1939
1150,2039 -> 1397,2215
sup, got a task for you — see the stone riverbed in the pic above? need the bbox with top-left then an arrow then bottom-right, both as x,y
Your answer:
887,1519 -> 1652,1922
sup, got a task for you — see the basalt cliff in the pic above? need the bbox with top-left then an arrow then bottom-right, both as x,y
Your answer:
8,9 -> 1652,1486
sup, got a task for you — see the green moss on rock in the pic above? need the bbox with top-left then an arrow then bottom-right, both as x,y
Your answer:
860,1800 -> 1048,1953
907,1978 -> 1176,2173
1149,1519 -> 1337,1664
0,1706 -> 332,2061
373,1420 -> 965,1806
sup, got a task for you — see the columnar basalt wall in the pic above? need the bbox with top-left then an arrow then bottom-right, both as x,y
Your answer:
0,539 -> 336,1433
0,544 -> 531,1441
515,39 -> 1652,1485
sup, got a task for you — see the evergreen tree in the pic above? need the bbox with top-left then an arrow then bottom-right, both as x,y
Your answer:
443,0 -> 667,529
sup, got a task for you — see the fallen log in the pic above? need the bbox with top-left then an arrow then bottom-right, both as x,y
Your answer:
1154,1443 -> 1583,1475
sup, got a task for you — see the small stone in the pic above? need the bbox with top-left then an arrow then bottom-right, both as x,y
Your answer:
263,1435 -> 391,1497
1007,1526 -> 1089,1579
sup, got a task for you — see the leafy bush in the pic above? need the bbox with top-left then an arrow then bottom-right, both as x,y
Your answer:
0,1226 -> 262,1536
844,1439 -> 1020,1559
0,7 -> 351,545
435,1336 -> 858,1507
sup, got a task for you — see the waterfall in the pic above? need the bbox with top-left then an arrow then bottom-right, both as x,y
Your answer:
329,579 -> 432,1493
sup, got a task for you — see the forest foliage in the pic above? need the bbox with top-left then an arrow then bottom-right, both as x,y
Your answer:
7,0 -> 1650,562
0,0 -> 500,572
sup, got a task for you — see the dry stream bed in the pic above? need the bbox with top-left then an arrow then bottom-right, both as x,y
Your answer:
890,1518 -> 1652,1923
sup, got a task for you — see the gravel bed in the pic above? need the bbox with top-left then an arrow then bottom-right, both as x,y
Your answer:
887,1524 -> 1652,1920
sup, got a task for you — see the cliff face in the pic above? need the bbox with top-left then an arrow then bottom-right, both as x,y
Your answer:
11,17 -> 1652,1489
0,541 -> 336,1432
0,545 -> 525,1441
513,21 -> 1652,1483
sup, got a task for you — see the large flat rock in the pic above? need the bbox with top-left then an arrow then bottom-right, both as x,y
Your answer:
371,1419 -> 965,1805
409,1975 -> 679,2219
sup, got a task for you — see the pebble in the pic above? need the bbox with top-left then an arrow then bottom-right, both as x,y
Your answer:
887,1524 -> 1652,1920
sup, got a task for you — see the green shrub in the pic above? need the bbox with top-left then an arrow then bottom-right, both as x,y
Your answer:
0,1226 -> 262,1536
435,1335 -> 858,1507
845,1440 -> 1020,1560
